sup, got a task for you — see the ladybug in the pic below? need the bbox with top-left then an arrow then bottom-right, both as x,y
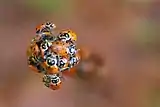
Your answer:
27,55 -> 46,74
36,22 -> 56,34
27,21 -> 82,91
43,74 -> 62,90
42,52 -> 59,74
57,30 -> 77,43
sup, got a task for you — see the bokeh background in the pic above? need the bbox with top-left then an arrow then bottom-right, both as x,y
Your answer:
0,0 -> 159,107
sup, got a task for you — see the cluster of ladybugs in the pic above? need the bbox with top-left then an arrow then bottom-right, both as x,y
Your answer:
27,22 -> 80,90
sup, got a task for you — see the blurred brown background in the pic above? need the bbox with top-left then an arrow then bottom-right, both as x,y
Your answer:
0,0 -> 159,107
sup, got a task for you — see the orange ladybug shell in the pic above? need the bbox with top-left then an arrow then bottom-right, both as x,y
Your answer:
27,43 -> 40,57
49,81 -> 62,90
26,45 -> 32,57
41,61 -> 59,74
52,41 -> 69,57
59,29 -> 77,42
32,44 -> 40,56
43,74 -> 63,90
62,67 -> 77,78
52,40 -> 65,45
36,24 -> 45,33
